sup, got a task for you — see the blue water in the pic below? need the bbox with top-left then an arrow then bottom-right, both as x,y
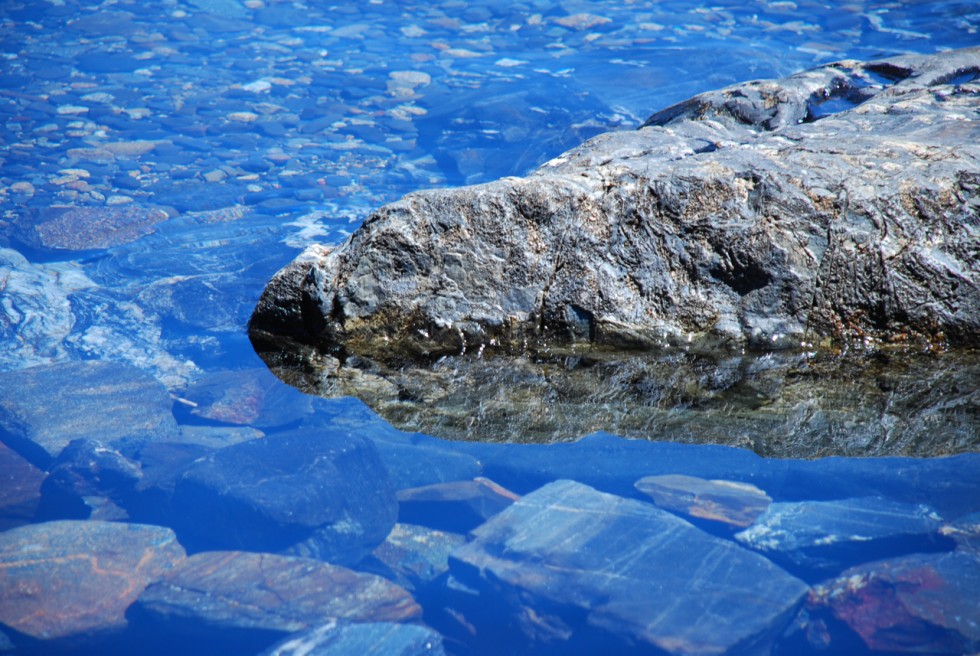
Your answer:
1,1 -> 979,654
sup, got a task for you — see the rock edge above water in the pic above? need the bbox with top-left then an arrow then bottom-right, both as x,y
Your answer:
251,47 -> 980,362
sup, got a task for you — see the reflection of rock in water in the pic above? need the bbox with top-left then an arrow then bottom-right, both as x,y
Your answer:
255,342 -> 980,458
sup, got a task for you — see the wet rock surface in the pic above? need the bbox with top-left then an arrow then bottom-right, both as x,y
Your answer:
448,479 -> 809,655
252,47 -> 980,359
131,551 -> 421,653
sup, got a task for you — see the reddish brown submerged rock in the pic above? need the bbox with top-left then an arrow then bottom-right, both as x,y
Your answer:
807,551 -> 980,653
131,551 -> 421,651
0,520 -> 185,642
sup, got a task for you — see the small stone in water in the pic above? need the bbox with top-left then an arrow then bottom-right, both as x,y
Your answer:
242,80 -> 272,93
228,111 -> 259,123
56,104 -> 89,115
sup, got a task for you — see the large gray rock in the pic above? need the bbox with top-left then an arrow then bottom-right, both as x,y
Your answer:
447,480 -> 808,655
251,47 -> 980,361
249,48 -> 980,455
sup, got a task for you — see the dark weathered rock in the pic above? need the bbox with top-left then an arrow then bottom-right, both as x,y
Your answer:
0,360 -> 179,469
261,620 -> 446,656
396,478 -> 519,533
251,49 -> 980,456
361,523 -> 466,592
449,480 -> 808,655
0,441 -> 44,531
36,438 -> 142,521
735,497 -> 948,577
171,428 -> 397,565
0,520 -> 185,643
635,474 -> 771,529
251,47 -> 980,361
131,551 -> 421,652
807,552 -> 980,654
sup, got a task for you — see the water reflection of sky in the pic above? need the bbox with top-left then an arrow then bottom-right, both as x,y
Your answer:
1,1 -> 979,655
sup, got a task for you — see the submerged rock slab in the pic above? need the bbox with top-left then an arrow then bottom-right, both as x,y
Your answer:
635,474 -> 771,528
170,429 -> 397,565
0,520 -> 185,642
807,551 -> 980,653
0,360 -> 179,469
735,497 -> 947,577
449,479 -> 808,655
0,442 -> 44,531
132,551 -> 421,651
252,47 -> 980,364
396,477 -> 519,533
14,205 -> 169,251
363,523 -> 465,593
37,438 -> 142,521
261,620 -> 446,656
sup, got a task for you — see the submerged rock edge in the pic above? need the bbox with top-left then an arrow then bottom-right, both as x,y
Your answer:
250,47 -> 980,364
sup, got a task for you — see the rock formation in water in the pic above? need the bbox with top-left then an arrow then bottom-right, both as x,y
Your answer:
251,47 -> 980,361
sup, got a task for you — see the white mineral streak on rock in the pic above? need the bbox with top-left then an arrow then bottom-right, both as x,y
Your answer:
0,248 -> 196,389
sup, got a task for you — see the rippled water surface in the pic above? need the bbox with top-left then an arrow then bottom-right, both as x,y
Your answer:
1,1 -> 979,655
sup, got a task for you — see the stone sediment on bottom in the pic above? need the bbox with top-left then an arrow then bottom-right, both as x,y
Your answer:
250,47 -> 980,361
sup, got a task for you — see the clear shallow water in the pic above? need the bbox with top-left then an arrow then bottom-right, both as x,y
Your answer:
1,1 -> 979,655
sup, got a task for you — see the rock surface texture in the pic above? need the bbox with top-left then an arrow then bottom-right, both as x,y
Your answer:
251,47 -> 980,363
448,480 -> 808,655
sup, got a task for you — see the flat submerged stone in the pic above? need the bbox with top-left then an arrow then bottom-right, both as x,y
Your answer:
449,479 -> 808,655
0,360 -> 179,469
261,619 -> 445,656
635,473 -> 771,528
808,551 -> 980,654
735,497 -> 947,576
132,551 -> 421,650
171,428 -> 397,565
0,520 -> 185,642
16,205 -> 169,251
